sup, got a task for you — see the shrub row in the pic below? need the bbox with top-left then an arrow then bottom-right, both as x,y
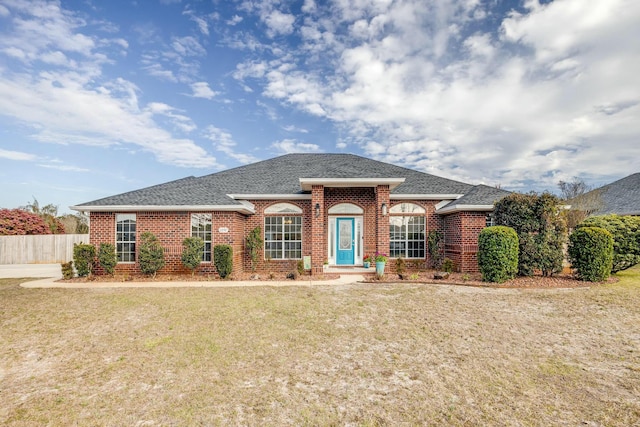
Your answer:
568,226 -> 613,282
66,234 -> 232,279
478,226 -> 518,283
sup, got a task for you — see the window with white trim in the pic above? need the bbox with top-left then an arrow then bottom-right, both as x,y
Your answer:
389,203 -> 426,258
191,213 -> 212,262
264,203 -> 302,260
116,214 -> 136,263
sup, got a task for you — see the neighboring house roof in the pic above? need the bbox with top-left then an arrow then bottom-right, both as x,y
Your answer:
435,185 -> 512,215
588,173 -> 640,216
72,153 -> 506,213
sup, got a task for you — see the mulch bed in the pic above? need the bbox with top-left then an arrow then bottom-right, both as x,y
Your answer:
364,270 -> 617,288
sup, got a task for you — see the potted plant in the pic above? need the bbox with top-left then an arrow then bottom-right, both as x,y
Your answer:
374,252 -> 387,277
363,254 -> 371,268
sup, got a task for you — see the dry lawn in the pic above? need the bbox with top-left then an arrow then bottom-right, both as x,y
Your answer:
1,268 -> 639,426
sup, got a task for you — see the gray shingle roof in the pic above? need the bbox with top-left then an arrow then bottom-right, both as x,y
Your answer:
74,153 -> 478,209
436,184 -> 511,214
589,173 -> 640,215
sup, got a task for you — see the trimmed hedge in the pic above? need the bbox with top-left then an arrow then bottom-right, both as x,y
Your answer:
568,226 -> 613,282
73,243 -> 95,277
214,244 -> 233,279
576,215 -> 640,273
478,226 -> 519,283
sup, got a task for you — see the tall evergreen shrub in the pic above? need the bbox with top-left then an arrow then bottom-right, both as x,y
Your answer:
139,232 -> 165,277
181,237 -> 204,276
98,243 -> 117,276
73,243 -> 95,277
568,226 -> 613,282
214,244 -> 233,279
478,226 -> 519,283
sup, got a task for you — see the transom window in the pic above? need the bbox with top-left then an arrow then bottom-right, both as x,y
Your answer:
264,203 -> 303,214
328,203 -> 363,214
389,203 -> 425,259
191,213 -> 212,262
264,209 -> 302,260
116,214 -> 136,263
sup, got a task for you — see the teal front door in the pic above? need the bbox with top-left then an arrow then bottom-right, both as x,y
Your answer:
336,218 -> 355,265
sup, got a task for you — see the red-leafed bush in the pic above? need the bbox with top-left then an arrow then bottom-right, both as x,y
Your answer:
0,209 -> 52,235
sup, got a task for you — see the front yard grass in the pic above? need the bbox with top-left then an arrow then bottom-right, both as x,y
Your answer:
1,268 -> 639,425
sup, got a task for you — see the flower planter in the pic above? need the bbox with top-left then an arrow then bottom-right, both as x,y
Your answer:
363,261 -> 370,268
375,261 -> 386,276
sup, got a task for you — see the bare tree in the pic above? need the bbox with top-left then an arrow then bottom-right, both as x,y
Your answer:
558,178 -> 603,230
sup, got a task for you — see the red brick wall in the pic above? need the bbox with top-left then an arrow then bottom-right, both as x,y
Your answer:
443,211 -> 486,272
89,211 -> 246,276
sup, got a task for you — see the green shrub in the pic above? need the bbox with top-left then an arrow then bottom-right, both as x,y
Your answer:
297,259 -> 305,276
442,258 -> 455,273
493,191 -> 567,276
139,232 -> 165,277
246,226 -> 263,272
181,237 -> 204,276
61,261 -> 74,280
568,226 -> 613,282
576,215 -> 640,273
395,256 -> 406,276
478,226 -> 519,283
214,244 -> 233,279
427,230 -> 443,268
97,243 -> 117,276
73,243 -> 95,277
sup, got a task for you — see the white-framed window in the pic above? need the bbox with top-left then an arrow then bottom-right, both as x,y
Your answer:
116,214 -> 136,263
191,213 -> 212,262
389,203 -> 426,259
265,216 -> 302,260
264,203 -> 302,259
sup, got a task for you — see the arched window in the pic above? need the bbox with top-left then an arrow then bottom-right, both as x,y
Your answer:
328,203 -> 364,215
389,203 -> 426,214
264,203 -> 303,214
264,203 -> 302,260
389,203 -> 426,259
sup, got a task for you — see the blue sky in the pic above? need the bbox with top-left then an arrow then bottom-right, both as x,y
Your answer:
0,0 -> 638,213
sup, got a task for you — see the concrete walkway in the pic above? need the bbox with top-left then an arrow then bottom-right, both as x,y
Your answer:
2,263 -> 366,289
19,274 -> 366,289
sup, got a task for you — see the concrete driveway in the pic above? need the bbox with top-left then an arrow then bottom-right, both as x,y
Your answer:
0,264 -> 62,279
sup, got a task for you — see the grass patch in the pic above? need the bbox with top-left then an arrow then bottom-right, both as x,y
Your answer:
1,278 -> 639,425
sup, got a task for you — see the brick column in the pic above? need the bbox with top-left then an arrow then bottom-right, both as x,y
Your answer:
311,185 -> 325,275
376,185 -> 390,257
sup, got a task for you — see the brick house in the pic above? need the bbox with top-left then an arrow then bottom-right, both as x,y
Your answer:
72,154 -> 510,275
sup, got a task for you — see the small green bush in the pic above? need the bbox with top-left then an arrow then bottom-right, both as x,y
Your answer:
61,261 -> 74,280
214,244 -> 233,279
442,258 -> 455,273
246,226 -> 263,272
98,243 -> 117,276
139,232 -> 165,277
181,237 -> 204,276
395,256 -> 406,276
73,243 -> 95,277
478,226 -> 519,283
568,226 -> 613,282
296,259 -> 305,276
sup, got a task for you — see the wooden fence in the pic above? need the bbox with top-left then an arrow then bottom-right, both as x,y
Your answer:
0,234 -> 89,264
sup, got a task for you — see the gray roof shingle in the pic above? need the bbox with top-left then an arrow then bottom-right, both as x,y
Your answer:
74,153 -> 482,209
589,173 -> 640,215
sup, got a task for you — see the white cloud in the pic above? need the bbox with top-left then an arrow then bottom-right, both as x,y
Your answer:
264,10 -> 295,37
0,148 -> 37,161
227,15 -> 243,26
0,1 -> 219,169
204,125 -> 258,164
233,0 -> 640,189
38,163 -> 90,172
189,82 -> 217,99
271,139 -> 322,153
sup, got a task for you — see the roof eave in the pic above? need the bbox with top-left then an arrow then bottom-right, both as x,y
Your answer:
436,204 -> 494,215
70,204 -> 256,215
299,177 -> 405,191
228,194 -> 312,200
390,194 -> 463,200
